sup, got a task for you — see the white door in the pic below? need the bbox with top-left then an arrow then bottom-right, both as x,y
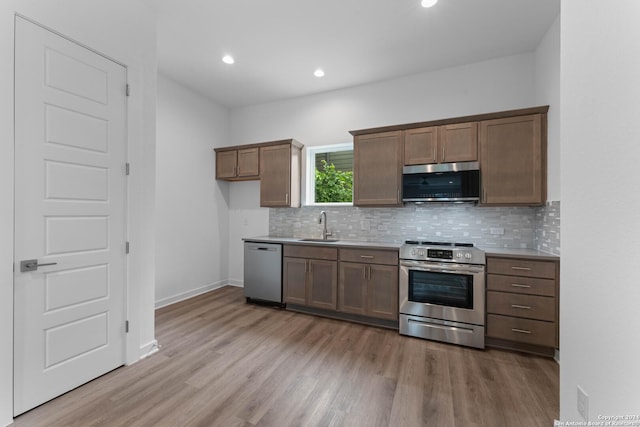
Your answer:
13,17 -> 127,416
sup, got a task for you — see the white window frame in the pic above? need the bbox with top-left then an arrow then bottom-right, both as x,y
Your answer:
305,143 -> 354,206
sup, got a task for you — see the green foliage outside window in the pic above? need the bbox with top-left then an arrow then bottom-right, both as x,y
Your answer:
315,160 -> 353,203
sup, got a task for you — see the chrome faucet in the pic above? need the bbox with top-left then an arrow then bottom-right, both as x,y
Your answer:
318,211 -> 332,240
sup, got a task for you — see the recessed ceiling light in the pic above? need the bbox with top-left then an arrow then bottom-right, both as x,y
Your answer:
421,0 -> 438,7
314,69 -> 325,78
222,55 -> 235,65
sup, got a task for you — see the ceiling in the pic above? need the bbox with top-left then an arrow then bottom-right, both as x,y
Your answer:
142,0 -> 560,109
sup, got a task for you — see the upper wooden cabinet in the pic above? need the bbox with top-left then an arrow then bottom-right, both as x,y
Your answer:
260,142 -> 302,208
479,113 -> 546,205
404,127 -> 438,165
216,150 -> 238,179
215,147 -> 259,180
439,122 -> 478,163
404,122 -> 477,166
353,131 -> 402,207
215,139 -> 302,207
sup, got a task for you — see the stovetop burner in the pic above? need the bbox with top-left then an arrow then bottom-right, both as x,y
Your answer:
404,240 -> 474,248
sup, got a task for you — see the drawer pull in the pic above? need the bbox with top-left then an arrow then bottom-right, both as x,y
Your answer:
511,283 -> 531,288
511,304 -> 532,310
360,255 -> 374,259
511,266 -> 532,271
511,328 -> 532,334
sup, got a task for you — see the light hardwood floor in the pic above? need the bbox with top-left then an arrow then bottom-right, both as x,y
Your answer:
13,286 -> 559,426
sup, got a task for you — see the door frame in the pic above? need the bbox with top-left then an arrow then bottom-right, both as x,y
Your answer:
11,13 -> 136,414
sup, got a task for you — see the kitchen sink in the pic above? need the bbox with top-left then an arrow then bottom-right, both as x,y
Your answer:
298,238 -> 340,243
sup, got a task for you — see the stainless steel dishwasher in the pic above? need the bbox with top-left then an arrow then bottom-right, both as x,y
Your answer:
243,241 -> 283,306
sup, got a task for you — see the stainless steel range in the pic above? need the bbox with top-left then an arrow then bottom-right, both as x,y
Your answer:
399,240 -> 486,349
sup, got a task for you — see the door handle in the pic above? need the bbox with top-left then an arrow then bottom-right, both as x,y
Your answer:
20,259 -> 58,272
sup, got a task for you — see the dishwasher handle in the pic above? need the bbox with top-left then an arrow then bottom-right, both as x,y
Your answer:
248,246 -> 277,252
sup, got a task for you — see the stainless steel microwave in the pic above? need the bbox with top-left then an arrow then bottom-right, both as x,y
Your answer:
402,161 -> 480,203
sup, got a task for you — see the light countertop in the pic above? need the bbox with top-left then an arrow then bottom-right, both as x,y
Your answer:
243,236 -> 559,260
242,236 -> 402,250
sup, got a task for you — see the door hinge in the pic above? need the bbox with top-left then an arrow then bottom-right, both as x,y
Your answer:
125,320 -> 130,333
125,162 -> 130,175
126,241 -> 130,254
126,84 -> 130,97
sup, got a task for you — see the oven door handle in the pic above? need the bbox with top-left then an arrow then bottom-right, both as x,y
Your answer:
400,261 -> 485,275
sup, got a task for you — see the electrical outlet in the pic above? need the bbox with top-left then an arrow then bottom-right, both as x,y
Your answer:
490,227 -> 505,235
577,385 -> 589,421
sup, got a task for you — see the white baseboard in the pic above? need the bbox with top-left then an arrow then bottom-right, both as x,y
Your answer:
126,339 -> 160,365
227,279 -> 243,288
154,280 -> 229,309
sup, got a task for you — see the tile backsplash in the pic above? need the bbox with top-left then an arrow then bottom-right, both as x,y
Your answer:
270,201 -> 561,256
534,200 -> 560,256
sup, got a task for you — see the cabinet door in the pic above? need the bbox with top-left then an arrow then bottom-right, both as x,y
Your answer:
260,144 -> 291,207
283,257 -> 307,305
404,127 -> 438,165
308,259 -> 337,310
338,262 -> 367,315
216,150 -> 237,179
237,147 -> 259,177
440,122 -> 478,163
367,264 -> 398,320
479,114 -> 545,205
353,131 -> 402,206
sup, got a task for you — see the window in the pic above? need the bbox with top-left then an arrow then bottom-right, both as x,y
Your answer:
305,143 -> 353,205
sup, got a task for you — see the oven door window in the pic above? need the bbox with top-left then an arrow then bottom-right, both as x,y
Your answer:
408,269 -> 473,309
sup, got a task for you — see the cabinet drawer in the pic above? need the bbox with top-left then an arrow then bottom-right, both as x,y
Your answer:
487,314 -> 555,347
487,291 -> 555,322
487,274 -> 556,297
487,257 -> 557,279
283,245 -> 337,261
339,248 -> 398,265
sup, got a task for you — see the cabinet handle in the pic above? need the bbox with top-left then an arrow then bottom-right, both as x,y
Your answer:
511,304 -> 532,310
511,328 -> 532,334
360,255 -> 374,259
368,266 -> 372,280
511,266 -> 532,271
363,266 -> 367,280
285,193 -> 289,204
233,166 -> 237,176
442,146 -> 445,162
511,283 -> 532,288
308,261 -> 312,273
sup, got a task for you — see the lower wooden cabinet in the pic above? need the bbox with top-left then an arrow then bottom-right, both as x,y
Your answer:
307,259 -> 338,310
338,263 -> 398,321
485,255 -> 559,356
283,245 -> 338,310
283,244 -> 399,325
338,248 -> 399,321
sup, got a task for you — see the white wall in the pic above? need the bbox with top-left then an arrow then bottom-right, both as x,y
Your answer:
227,53 -> 539,283
536,15 -> 561,202
155,74 -> 231,306
0,2 -> 156,425
561,1 -> 640,421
